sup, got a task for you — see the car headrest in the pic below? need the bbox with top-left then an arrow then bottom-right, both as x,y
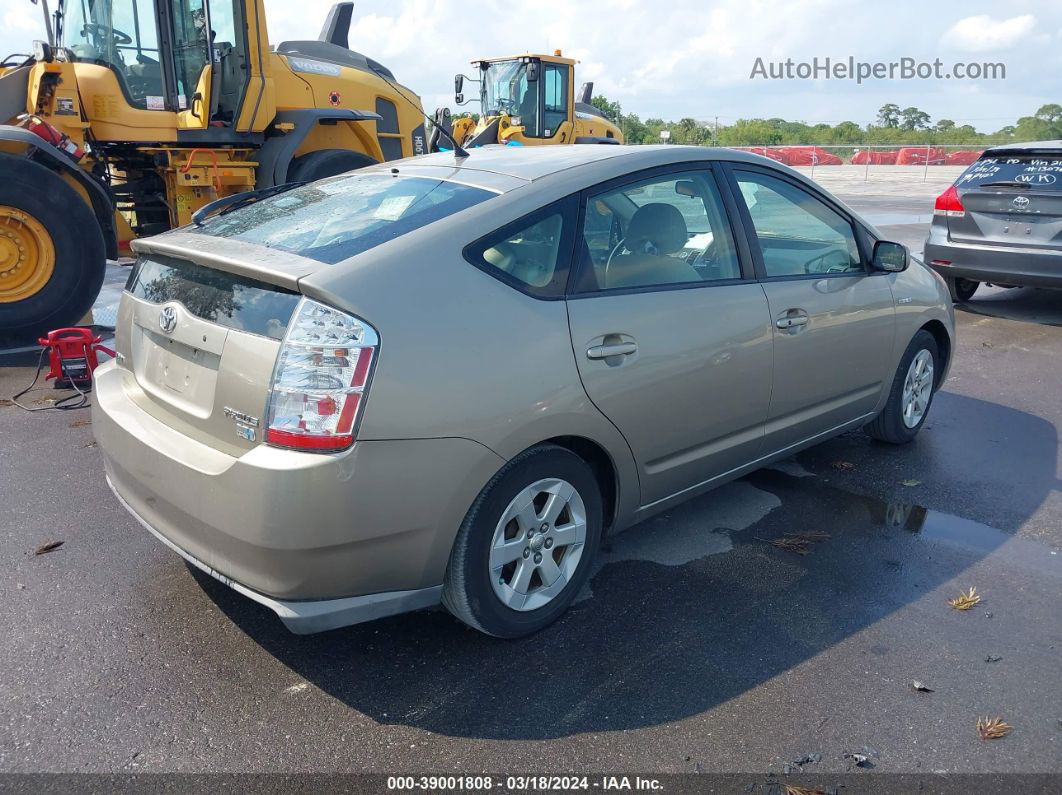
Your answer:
625,203 -> 688,256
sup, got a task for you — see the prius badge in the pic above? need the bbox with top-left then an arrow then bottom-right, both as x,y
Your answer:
159,305 -> 178,333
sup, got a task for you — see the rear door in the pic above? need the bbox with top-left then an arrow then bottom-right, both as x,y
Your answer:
724,164 -> 896,453
565,165 -> 773,507
950,151 -> 1062,250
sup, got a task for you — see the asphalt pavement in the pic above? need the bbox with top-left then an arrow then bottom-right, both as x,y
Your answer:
0,188 -> 1060,779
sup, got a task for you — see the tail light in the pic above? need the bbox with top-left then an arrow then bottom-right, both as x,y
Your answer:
265,298 -> 378,452
934,185 -> 965,218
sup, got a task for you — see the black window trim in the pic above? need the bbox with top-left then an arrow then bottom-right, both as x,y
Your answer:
461,194 -> 580,301
566,161 -> 757,300
720,161 -> 874,283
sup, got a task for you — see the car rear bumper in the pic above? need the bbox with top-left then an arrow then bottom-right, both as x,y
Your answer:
92,361 -> 505,631
924,237 -> 1062,288
106,476 -> 443,634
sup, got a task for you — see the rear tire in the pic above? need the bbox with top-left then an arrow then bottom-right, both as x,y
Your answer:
287,149 -> 377,182
947,277 -> 979,302
0,156 -> 106,345
442,445 -> 603,638
865,330 -> 940,444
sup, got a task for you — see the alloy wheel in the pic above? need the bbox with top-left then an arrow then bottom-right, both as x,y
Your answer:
489,478 -> 587,612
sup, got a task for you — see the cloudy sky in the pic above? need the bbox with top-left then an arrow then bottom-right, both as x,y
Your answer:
3,0 -> 1058,131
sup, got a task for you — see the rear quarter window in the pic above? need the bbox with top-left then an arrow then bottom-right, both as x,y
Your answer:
189,174 -> 496,263
464,196 -> 578,298
956,154 -> 1062,190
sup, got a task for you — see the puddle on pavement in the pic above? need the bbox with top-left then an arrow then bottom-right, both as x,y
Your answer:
580,465 -> 1057,601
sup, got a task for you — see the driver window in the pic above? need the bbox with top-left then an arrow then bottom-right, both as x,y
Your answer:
65,0 -> 164,108
168,0 -> 211,111
734,171 -> 862,277
542,64 -> 568,137
579,171 -> 741,291
515,72 -> 538,137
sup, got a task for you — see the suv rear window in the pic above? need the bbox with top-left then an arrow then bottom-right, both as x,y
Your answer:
127,256 -> 301,340
956,153 -> 1062,191
189,174 -> 496,264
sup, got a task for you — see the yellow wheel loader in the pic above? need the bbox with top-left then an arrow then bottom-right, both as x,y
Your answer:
0,1 -> 428,343
428,52 -> 623,153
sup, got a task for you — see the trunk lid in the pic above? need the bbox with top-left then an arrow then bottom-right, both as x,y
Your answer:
117,236 -> 313,456
949,151 -> 1062,250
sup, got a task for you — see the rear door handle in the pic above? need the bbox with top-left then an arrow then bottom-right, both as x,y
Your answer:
775,315 -> 809,329
586,342 -> 638,359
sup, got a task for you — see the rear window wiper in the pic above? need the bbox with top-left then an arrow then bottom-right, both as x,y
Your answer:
192,181 -> 307,226
977,180 -> 1032,190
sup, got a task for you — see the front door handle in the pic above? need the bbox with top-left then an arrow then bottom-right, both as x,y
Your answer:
587,341 -> 638,360
775,310 -> 809,330
775,315 -> 809,329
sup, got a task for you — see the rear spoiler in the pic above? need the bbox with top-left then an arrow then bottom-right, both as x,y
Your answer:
131,232 -> 322,290
982,146 -> 1062,158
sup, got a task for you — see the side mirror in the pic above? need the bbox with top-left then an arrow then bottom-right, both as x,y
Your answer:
526,61 -> 539,82
455,93 -> 464,105
454,74 -> 464,95
871,240 -> 908,272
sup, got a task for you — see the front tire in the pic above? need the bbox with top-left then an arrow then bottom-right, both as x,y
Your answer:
865,330 -> 940,444
442,445 -> 603,638
947,277 -> 979,302
0,156 -> 106,345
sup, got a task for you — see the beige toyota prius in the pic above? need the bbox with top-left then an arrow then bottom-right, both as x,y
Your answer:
94,145 -> 954,638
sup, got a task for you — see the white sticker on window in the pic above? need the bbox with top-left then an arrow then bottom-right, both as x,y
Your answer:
373,195 -> 417,221
146,96 -> 165,110
178,95 -> 188,110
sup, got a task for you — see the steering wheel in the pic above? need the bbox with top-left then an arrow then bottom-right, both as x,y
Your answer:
494,96 -> 519,116
81,23 -> 133,46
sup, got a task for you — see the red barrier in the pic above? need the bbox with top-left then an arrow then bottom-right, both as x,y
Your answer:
851,150 -> 898,165
731,146 -> 792,164
896,147 -> 947,165
777,147 -> 842,166
944,150 -> 983,165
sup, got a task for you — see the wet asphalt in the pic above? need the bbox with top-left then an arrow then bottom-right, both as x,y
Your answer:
0,194 -> 1060,776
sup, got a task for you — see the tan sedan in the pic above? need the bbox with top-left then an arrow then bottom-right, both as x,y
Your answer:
94,145 -> 954,637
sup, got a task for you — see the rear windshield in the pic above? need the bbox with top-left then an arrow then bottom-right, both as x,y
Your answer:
127,256 -> 301,340
956,154 -> 1062,191
189,174 -> 496,263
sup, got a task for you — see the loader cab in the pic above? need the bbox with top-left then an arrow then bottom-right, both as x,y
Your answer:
62,0 -> 251,125
475,54 -> 572,140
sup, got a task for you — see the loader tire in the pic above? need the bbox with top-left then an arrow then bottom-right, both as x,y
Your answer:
0,156 -> 106,346
288,149 -> 377,183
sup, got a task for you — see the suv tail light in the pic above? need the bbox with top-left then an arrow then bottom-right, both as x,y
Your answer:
934,185 -> 965,218
265,298 -> 378,452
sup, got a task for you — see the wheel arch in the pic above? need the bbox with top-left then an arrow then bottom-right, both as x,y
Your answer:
920,319 -> 951,388
540,435 -> 620,535
254,109 -> 383,188
0,126 -> 117,259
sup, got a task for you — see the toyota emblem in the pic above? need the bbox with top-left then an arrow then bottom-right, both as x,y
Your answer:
1012,195 -> 1031,210
159,305 -> 178,333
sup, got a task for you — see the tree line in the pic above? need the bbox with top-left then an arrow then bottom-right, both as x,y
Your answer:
581,101 -> 1062,147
